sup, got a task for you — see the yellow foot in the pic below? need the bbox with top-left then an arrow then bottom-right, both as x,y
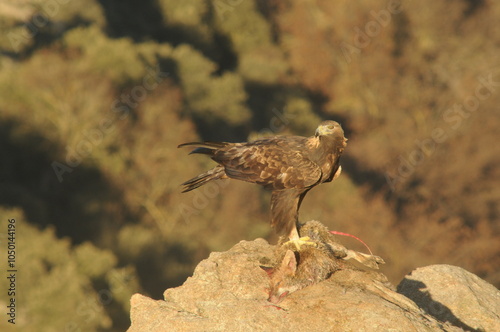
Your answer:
283,236 -> 317,251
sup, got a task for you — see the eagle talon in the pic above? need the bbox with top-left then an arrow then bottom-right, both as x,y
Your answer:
283,236 -> 317,251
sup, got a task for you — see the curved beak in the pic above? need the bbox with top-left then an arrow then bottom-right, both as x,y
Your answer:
315,125 -> 327,137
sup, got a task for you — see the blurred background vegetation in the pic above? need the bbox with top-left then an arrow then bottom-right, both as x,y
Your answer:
0,0 -> 499,330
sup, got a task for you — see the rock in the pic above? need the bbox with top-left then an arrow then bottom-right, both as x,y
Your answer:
397,264 -> 500,332
128,238 -> 464,332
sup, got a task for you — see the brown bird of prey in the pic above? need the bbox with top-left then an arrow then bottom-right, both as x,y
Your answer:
178,120 -> 347,247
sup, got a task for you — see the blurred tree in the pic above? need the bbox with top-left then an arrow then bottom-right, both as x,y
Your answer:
157,0 -> 213,44
0,208 -> 139,332
0,0 -> 104,55
213,0 -> 288,83
172,44 -> 251,126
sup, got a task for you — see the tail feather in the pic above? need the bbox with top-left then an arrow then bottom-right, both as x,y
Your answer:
177,141 -> 228,149
189,147 -> 215,155
181,166 -> 225,192
178,141 -> 229,156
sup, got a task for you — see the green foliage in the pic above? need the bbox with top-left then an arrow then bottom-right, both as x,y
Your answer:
283,95 -> 322,135
157,0 -> 213,41
0,50 -> 116,147
214,0 -> 271,52
0,0 -> 105,54
29,0 -> 106,28
213,0 -> 288,83
0,208 -> 138,332
74,242 -> 117,278
62,25 -> 168,85
172,44 -> 251,125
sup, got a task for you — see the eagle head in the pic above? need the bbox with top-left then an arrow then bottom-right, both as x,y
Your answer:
315,120 -> 344,138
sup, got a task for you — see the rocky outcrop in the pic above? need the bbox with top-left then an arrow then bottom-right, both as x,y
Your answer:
398,265 -> 500,332
127,237 -> 499,331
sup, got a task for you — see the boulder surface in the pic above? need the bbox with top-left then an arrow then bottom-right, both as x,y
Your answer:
128,239 -> 498,331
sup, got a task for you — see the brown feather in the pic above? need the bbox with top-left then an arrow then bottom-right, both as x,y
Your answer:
270,190 -> 303,235
180,165 -> 225,192
212,137 -> 322,190
179,120 -> 347,238
177,141 -> 229,149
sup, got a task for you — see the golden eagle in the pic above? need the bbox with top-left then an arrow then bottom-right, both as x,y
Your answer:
178,120 -> 347,244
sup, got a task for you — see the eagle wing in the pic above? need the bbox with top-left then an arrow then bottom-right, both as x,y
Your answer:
212,137 -> 322,190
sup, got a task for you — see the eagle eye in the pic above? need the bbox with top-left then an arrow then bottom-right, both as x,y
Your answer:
327,125 -> 334,129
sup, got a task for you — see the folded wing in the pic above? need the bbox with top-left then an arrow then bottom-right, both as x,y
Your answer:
213,137 -> 322,190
